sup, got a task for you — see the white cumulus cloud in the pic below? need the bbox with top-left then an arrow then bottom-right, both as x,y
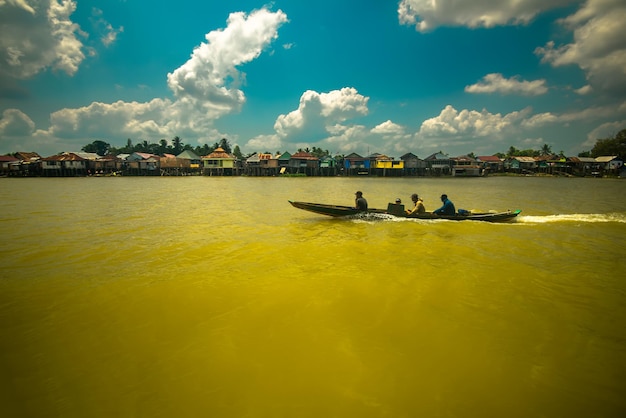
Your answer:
371,120 -> 405,135
273,88 -> 369,141
398,0 -> 572,32
4,7 -> 288,155
535,0 -> 626,94
243,88 -> 371,153
465,73 -> 548,96
419,105 -> 531,138
0,108 -> 35,136
0,0 -> 86,79
167,8 -> 288,115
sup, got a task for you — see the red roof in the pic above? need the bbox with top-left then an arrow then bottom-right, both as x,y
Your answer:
291,151 -> 318,160
205,147 -> 234,159
13,152 -> 41,161
477,156 -> 501,162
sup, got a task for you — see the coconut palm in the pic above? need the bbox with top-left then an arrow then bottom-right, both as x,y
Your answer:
540,144 -> 553,156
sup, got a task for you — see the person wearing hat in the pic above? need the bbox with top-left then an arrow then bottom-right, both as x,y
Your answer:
406,193 -> 426,215
433,194 -> 456,215
354,191 -> 368,211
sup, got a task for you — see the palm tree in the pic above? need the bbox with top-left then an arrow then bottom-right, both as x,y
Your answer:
159,139 -> 168,155
172,136 -> 183,154
507,146 -> 518,157
540,144 -> 553,156
218,138 -> 232,153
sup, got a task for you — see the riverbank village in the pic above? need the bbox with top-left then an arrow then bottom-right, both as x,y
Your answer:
1,149 -> 624,178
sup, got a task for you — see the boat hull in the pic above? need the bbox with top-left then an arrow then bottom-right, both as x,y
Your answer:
288,201 -> 521,223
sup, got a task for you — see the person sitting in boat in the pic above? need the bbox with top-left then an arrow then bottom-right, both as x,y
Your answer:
406,193 -> 426,215
433,194 -> 455,216
354,191 -> 368,211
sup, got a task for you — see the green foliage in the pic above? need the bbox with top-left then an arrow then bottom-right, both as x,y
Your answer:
172,136 -> 183,154
310,146 -> 330,158
589,129 -> 626,159
81,140 -> 111,156
540,144 -> 553,156
85,130 -> 626,163
233,145 -> 243,159
100,136 -> 234,158
218,138 -> 232,153
505,146 -> 540,157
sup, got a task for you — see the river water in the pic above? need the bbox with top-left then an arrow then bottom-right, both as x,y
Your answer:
1,176 -> 625,418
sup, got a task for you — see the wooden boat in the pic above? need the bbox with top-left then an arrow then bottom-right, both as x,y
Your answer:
288,200 -> 521,223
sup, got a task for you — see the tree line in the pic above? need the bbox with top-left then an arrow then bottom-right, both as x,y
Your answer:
81,137 -> 243,160
80,129 -> 626,160
577,129 -> 626,159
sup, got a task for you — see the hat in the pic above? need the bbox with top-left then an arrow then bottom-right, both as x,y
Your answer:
355,191 -> 363,196
395,198 -> 401,203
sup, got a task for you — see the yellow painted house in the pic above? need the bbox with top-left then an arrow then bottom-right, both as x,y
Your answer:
202,147 -> 236,174
372,154 -> 404,169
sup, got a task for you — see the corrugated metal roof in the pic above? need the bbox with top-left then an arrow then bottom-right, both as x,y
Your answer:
42,152 -> 85,161
177,150 -> 201,160
14,152 -> 41,161
595,156 -> 620,163
512,156 -> 536,162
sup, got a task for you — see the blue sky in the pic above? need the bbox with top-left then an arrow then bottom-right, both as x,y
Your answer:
1,0 -> 625,158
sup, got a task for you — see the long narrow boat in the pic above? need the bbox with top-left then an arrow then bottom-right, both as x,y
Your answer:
288,200 -> 521,223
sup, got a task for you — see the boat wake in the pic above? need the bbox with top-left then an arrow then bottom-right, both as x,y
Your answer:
518,213 -> 626,224
348,212 -> 626,224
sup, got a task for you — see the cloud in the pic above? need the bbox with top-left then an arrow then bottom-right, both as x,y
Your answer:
0,0 -> 35,14
535,0 -> 626,94
574,85 -> 592,95
0,108 -> 57,152
272,88 -> 369,141
371,120 -> 406,136
91,8 -> 123,47
0,0 -> 86,79
243,88 -> 371,153
583,120 -> 626,147
0,108 -> 35,136
522,103 -> 626,129
398,0 -> 572,32
3,7 -> 288,155
324,124 -> 370,153
245,133 -> 282,153
167,8 -> 288,114
419,105 -> 531,138
46,99 -> 172,139
465,73 -> 548,96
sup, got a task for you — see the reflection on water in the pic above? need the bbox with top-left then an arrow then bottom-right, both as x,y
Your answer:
1,177 -> 625,417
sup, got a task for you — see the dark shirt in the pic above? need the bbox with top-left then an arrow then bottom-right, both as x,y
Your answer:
355,197 -> 368,211
433,198 -> 455,215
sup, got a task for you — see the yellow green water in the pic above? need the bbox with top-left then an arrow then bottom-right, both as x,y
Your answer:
1,176 -> 625,417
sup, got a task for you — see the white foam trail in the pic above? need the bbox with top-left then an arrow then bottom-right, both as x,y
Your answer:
519,213 -> 626,224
